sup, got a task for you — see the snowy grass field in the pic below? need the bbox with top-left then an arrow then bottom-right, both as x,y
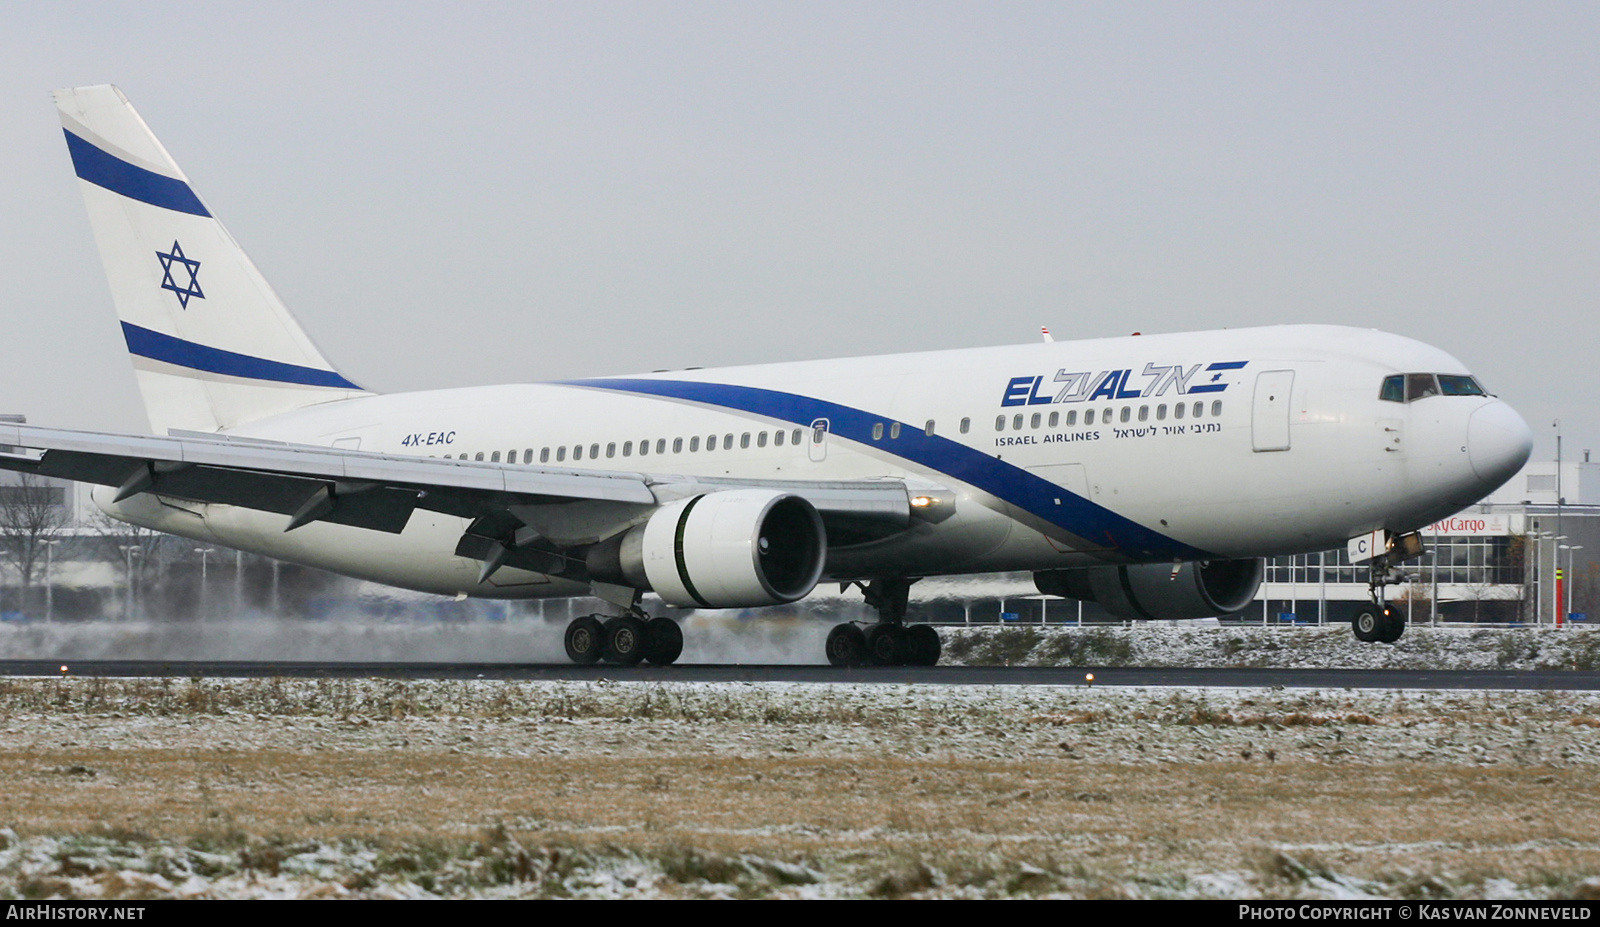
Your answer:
1,624 -> 1599,898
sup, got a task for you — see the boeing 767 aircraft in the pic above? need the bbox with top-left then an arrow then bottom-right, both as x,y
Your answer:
0,86 -> 1534,665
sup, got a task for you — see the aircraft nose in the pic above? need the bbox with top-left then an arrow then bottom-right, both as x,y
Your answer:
1466,401 -> 1533,492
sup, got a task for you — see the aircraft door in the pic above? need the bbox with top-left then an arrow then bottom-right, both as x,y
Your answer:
1251,370 -> 1294,452
808,418 -> 830,462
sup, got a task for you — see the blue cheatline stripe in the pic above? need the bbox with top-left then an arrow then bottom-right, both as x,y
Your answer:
122,322 -> 362,390
559,377 -> 1215,561
64,130 -> 211,217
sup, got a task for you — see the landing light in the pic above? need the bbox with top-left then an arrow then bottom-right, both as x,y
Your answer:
59,665 -> 68,675
911,496 -> 935,507
1085,673 -> 1095,687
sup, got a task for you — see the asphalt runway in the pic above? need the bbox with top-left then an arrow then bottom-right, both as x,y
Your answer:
3,660 -> 1599,689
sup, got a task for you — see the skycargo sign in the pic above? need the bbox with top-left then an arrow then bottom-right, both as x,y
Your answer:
1420,516 -> 1509,537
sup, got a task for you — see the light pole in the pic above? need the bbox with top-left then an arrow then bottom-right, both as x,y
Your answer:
118,544 -> 142,620
194,548 -> 214,621
42,539 -> 61,623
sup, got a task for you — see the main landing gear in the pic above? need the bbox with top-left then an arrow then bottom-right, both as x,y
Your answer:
564,611 -> 684,666
825,578 -> 942,667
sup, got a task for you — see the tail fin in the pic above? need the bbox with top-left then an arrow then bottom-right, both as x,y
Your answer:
53,85 -> 367,435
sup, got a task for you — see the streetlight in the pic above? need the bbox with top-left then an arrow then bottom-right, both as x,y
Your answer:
118,544 -> 142,620
42,539 -> 61,623
194,548 -> 214,621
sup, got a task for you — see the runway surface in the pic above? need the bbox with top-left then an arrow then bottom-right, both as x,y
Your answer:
4,660 -> 1600,689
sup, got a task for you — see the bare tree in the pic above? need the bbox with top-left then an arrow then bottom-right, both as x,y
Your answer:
0,472 -> 70,615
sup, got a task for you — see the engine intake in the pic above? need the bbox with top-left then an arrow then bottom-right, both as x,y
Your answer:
604,490 -> 826,608
1034,559 -> 1261,620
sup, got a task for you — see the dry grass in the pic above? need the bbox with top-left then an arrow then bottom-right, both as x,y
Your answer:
1,677 -> 1599,898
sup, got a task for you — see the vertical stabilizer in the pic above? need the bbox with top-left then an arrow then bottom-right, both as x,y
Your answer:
53,85 -> 367,434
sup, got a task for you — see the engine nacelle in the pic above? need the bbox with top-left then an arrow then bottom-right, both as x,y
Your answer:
607,490 -> 826,608
1034,559 -> 1262,620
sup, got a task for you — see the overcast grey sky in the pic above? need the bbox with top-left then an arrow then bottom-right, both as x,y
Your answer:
1,2 -> 1595,460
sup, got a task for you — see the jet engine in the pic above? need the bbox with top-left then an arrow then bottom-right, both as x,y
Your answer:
1034,559 -> 1262,620
592,490 -> 826,608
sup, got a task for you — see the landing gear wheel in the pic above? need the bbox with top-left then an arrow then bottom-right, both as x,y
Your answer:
1377,610 -> 1406,644
1352,609 -> 1382,643
565,615 -> 604,664
864,623 -> 906,666
642,617 -> 684,666
602,615 -> 647,666
825,623 -> 866,667
905,624 -> 942,667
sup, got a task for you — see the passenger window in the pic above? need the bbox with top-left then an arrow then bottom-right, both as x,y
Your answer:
995,416 -> 1006,432
1192,401 -> 1203,418
1175,403 -> 1185,420
925,420 -> 935,436
1065,410 -> 1077,426
889,422 -> 900,440
1407,373 -> 1440,401
491,451 -> 501,462
960,418 -> 970,434
1138,406 -> 1148,422
1030,413 -> 1041,429
540,447 -> 550,463
725,433 -> 734,448
1012,414 -> 1024,430
1379,375 -> 1405,403
1156,404 -> 1166,421
757,431 -> 768,447
793,428 -> 803,445
673,438 -> 683,453
1048,411 -> 1058,427
741,433 -> 751,449
573,446 -> 582,461
690,436 -> 700,452
623,441 -> 632,456
606,442 -> 616,458
1120,407 -> 1131,423
1211,400 -> 1222,417
556,447 -> 566,462
589,443 -> 599,459
1102,407 -> 1112,423
774,430 -> 784,447
1086,409 -> 1096,425
523,449 -> 533,464
705,435 -> 717,451
638,440 -> 649,456
657,439 -> 667,455
475,451 -> 485,461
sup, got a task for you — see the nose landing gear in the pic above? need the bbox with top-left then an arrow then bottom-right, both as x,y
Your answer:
1352,564 -> 1410,644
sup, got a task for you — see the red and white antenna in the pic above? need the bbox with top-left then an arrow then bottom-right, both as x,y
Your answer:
1040,326 -> 1054,343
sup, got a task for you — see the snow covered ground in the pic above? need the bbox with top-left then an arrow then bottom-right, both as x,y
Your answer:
1,623 -> 1599,899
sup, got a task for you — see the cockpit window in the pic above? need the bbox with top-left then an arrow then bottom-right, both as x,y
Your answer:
1438,374 -> 1486,396
1382,372 -> 1487,403
1406,373 -> 1440,401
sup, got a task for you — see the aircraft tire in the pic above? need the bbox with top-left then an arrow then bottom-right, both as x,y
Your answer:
602,615 -> 648,666
864,623 -> 906,666
565,616 -> 605,664
1352,609 -> 1382,643
1377,611 -> 1406,644
642,617 -> 684,666
825,623 -> 866,667
905,624 -> 942,667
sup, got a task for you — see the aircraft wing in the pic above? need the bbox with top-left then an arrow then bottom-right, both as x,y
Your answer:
0,422 -> 919,549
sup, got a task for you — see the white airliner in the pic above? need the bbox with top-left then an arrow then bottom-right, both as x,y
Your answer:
1,85 -> 1534,665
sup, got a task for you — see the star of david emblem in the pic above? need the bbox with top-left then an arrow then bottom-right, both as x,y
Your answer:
155,240 -> 204,309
